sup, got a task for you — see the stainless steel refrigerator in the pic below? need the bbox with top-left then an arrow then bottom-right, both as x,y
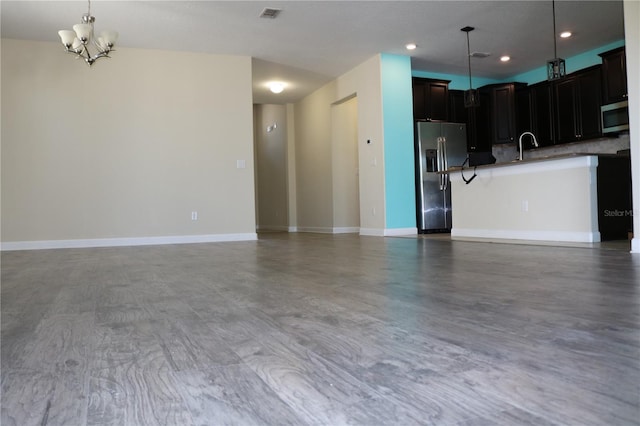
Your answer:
415,121 -> 468,232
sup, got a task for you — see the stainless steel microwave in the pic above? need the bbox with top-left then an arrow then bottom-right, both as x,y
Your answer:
601,100 -> 629,134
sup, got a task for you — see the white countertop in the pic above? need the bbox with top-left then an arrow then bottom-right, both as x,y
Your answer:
446,153 -> 600,173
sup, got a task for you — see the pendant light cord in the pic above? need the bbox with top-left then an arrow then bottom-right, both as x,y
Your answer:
466,32 -> 473,90
552,0 -> 557,58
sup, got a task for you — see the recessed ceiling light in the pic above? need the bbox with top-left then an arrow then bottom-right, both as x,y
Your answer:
269,82 -> 285,94
500,56 -> 510,62
560,31 -> 572,38
406,43 -> 417,50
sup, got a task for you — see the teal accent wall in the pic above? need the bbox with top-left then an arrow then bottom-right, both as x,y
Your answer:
510,39 -> 626,84
413,39 -> 626,87
412,70 -> 501,90
380,54 -> 417,230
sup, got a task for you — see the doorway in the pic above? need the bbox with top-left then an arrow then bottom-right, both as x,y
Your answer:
253,104 -> 288,232
331,96 -> 360,231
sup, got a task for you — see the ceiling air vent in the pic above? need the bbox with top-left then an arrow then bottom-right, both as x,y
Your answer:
260,8 -> 282,19
470,52 -> 491,58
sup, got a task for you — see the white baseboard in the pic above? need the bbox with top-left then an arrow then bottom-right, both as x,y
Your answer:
360,228 -> 384,237
384,227 -> 418,237
256,225 -> 289,232
451,228 -> 601,243
267,226 -> 414,237
296,226 -> 359,234
631,237 -> 640,254
1,233 -> 258,251
333,227 -> 360,234
361,227 -> 418,237
296,226 -> 335,234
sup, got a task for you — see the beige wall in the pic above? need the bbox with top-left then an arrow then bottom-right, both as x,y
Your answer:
293,55 -> 386,234
1,39 -> 256,249
254,104 -> 288,231
335,56 -> 386,234
624,0 -> 640,253
285,104 -> 297,230
293,80 -> 337,232
331,96 -> 359,230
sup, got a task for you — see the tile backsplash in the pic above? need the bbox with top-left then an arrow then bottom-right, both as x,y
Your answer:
492,133 -> 630,163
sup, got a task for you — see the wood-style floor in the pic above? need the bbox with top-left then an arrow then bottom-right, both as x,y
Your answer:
2,233 -> 639,425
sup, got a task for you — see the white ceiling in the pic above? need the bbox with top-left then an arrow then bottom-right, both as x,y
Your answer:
1,1 -> 625,104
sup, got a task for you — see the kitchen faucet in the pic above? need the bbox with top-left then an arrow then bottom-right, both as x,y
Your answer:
518,132 -> 539,161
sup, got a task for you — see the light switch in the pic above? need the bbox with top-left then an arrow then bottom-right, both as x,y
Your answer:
237,160 -> 246,169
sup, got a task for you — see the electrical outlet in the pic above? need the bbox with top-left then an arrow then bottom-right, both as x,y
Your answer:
521,200 -> 529,212
191,211 -> 198,221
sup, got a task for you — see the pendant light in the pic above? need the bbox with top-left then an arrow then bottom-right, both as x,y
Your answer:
546,0 -> 566,80
461,26 -> 480,108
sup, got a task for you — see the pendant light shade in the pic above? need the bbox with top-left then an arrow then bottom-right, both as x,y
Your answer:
72,23 -> 92,42
547,0 -> 566,81
58,30 -> 76,46
547,58 -> 566,81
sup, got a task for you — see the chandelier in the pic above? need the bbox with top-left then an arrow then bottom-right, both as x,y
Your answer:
57,0 -> 118,67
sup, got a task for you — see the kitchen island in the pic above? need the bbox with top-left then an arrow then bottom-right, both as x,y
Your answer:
449,155 -> 601,243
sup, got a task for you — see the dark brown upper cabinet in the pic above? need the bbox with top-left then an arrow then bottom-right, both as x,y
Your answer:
448,89 -> 467,125
489,83 -> 527,144
599,46 -> 628,105
465,89 -> 492,153
554,65 -> 603,144
412,78 -> 450,121
516,81 -> 555,148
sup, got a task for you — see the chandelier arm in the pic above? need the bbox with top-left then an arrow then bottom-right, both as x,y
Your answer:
91,52 -> 111,61
63,44 -> 94,66
85,51 -> 112,66
79,46 -> 90,62
64,45 -> 86,59
92,38 -> 107,54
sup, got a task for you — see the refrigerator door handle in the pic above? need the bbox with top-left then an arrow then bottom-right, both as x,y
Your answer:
436,137 -> 444,191
443,137 -> 449,191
